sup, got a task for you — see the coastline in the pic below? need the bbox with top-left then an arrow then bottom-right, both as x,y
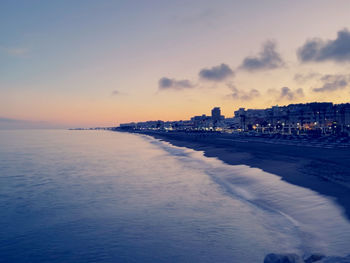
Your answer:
121,130 -> 350,220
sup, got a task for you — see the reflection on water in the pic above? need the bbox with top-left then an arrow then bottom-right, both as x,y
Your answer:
0,130 -> 349,263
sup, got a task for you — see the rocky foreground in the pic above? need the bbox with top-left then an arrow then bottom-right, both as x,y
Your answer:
264,253 -> 350,263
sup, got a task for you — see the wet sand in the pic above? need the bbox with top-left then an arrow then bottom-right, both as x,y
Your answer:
124,130 -> 350,220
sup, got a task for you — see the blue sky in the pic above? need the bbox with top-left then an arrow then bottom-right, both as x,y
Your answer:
1,0 -> 350,128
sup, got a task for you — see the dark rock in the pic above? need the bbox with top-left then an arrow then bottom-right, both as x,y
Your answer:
264,253 -> 304,263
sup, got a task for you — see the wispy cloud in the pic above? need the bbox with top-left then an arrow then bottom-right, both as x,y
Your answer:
171,8 -> 219,28
225,83 -> 260,101
111,90 -> 120,95
0,117 -> 22,123
313,74 -> 350,92
266,87 -> 304,101
280,87 -> 304,100
239,41 -> 285,71
294,72 -> 321,84
297,28 -> 350,63
199,63 -> 234,81
111,90 -> 127,96
158,77 -> 194,90
0,46 -> 29,57
0,117 -> 60,129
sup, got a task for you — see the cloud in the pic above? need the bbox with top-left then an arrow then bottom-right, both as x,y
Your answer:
226,83 -> 260,101
294,72 -> 321,84
111,90 -> 120,95
313,74 -> 349,92
0,46 -> 29,56
240,89 -> 260,101
158,77 -> 194,90
111,89 -> 129,96
111,90 -> 127,96
172,8 -> 218,27
199,63 -> 234,81
0,117 -> 21,123
280,87 -> 304,100
297,28 -> 350,63
0,117 -> 61,129
239,41 -> 285,71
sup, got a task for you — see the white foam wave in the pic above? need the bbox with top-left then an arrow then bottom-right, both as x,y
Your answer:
141,134 -> 350,256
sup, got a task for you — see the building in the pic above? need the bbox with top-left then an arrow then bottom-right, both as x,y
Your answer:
211,107 -> 221,123
191,115 -> 212,130
211,107 -> 225,129
234,102 -> 350,135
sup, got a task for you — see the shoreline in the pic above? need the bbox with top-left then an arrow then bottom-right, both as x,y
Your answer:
121,130 -> 350,220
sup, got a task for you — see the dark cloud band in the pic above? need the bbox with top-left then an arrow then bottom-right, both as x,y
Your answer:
298,28 -> 350,63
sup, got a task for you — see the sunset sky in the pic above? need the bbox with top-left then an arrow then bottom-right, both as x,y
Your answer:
1,0 -> 350,128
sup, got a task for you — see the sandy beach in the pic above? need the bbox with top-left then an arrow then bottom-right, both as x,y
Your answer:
124,130 -> 350,220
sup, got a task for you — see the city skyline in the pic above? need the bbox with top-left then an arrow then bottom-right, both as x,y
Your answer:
119,102 -> 350,135
1,1 -> 350,128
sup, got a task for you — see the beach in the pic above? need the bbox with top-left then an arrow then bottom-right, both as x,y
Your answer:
124,130 -> 350,220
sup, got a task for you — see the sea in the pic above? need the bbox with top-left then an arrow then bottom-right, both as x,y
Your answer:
0,129 -> 350,263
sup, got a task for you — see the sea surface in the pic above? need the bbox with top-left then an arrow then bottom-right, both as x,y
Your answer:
1,130 -> 350,263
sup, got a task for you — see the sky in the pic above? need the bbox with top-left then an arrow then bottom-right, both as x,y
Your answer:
1,0 -> 350,128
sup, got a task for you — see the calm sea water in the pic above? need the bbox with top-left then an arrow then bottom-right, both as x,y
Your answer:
1,130 -> 350,263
